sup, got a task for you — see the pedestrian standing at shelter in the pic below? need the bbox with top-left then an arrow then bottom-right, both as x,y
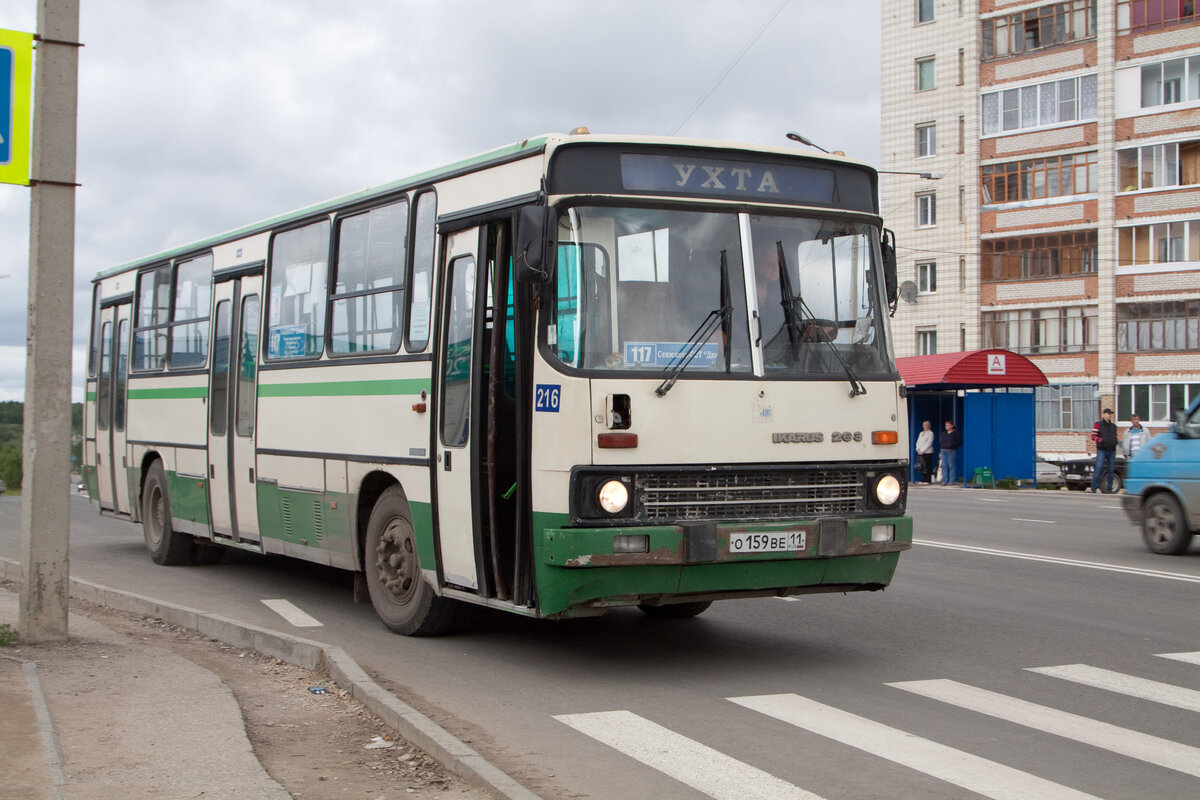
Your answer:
915,420 -> 935,483
1123,414 -> 1146,459
1091,408 -> 1118,493
939,420 -> 961,486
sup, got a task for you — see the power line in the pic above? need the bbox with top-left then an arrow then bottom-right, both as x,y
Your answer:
669,0 -> 791,136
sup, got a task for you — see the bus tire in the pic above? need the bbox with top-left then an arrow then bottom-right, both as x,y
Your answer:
1142,493 -> 1193,555
365,486 -> 456,636
637,600 -> 712,619
142,460 -> 195,566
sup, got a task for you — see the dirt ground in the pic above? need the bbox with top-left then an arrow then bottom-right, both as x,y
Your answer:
31,597 -> 497,800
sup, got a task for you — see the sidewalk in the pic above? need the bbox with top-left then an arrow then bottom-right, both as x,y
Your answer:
0,587 -> 292,800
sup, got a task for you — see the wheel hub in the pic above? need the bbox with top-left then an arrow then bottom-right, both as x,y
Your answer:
375,520 -> 417,604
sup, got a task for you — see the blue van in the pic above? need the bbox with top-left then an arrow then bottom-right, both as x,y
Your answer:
1123,401 -> 1200,555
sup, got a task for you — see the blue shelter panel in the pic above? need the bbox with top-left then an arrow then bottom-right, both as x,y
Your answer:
963,392 -> 1035,483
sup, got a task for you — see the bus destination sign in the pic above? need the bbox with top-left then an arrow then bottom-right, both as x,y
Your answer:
620,153 -> 837,206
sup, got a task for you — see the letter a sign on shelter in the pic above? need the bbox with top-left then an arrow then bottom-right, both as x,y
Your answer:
1,28 -> 34,186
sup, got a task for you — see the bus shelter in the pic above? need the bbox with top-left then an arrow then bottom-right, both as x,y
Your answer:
896,349 -> 1048,486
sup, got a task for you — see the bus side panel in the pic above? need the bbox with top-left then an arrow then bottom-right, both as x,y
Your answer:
255,362 -> 432,566
167,446 -> 211,532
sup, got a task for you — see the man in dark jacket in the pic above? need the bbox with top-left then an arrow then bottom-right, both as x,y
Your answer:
1091,408 -> 1118,493
940,420 -> 962,486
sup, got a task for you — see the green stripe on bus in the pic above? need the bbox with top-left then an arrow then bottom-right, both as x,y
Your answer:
127,386 -> 209,399
258,379 -> 430,398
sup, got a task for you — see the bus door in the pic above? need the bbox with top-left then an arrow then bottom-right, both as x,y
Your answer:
207,273 -> 263,546
435,229 -> 482,590
95,301 -> 133,515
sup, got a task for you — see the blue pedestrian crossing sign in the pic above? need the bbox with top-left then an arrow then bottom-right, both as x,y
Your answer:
0,28 -> 34,187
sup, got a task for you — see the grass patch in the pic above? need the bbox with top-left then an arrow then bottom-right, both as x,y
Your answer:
0,623 -> 15,647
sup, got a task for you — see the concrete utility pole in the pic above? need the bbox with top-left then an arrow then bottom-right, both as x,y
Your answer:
20,0 -> 80,643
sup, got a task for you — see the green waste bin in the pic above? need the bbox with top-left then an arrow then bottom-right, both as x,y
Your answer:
972,467 -> 994,488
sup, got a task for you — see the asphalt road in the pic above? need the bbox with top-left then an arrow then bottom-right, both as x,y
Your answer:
2,485 -> 1199,800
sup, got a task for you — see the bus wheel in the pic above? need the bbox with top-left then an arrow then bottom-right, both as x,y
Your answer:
637,601 -> 712,619
365,486 -> 456,635
142,461 -> 194,566
1142,494 -> 1193,555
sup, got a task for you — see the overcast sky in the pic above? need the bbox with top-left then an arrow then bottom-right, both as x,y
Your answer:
0,0 -> 882,402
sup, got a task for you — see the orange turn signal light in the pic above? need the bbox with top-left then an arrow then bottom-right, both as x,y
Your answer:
872,430 -> 899,445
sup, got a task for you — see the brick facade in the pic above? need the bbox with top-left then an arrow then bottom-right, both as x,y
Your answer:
882,1 -> 1200,453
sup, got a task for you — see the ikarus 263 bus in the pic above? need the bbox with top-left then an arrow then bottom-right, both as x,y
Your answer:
82,132 -> 913,635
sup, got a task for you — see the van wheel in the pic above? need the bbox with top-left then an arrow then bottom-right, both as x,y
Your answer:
1142,494 -> 1193,555
637,601 -> 712,619
142,461 -> 194,565
365,486 -> 456,635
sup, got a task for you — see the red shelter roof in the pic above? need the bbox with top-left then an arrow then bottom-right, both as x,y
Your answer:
896,349 -> 1048,390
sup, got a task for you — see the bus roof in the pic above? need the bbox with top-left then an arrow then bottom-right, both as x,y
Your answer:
92,132 -> 876,281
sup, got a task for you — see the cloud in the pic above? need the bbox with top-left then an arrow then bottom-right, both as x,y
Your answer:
0,0 -> 882,401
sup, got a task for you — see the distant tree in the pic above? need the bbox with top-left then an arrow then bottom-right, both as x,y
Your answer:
0,444 -> 20,487
0,401 -> 22,425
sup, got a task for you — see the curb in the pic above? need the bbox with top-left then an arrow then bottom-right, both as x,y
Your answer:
1,558 -> 541,800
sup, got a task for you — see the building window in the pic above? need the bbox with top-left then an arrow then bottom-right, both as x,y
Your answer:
958,116 -> 965,153
917,57 -> 936,91
917,193 -> 937,227
981,74 -> 1098,136
957,48 -> 965,85
917,261 -> 937,293
1117,219 -> 1200,267
1036,383 -> 1099,431
983,306 -> 1098,354
1118,301 -> 1200,351
1118,140 -> 1200,191
982,230 -> 1098,282
982,1 -> 1097,59
916,123 -> 936,157
1118,1 -> 1200,33
1119,382 -> 1200,423
917,0 -> 935,23
981,151 -> 1098,204
1140,56 -> 1200,108
918,329 -> 938,354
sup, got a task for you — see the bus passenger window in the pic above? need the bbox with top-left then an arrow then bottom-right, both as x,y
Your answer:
169,254 -> 212,368
267,220 -> 330,359
330,200 -> 407,355
408,191 -> 436,352
133,265 -> 171,370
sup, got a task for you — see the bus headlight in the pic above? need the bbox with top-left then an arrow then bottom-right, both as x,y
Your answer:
597,480 -> 630,514
874,474 -> 901,506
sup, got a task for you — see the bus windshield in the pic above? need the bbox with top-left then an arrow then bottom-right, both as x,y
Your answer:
549,206 -> 895,379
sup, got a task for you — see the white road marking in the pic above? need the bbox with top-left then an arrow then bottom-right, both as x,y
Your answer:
980,498 -> 1006,502
914,539 -> 1200,583
1011,518 -> 1057,524
555,710 -> 824,800
890,678 -> 1200,778
260,598 -> 323,627
729,693 -> 1102,800
1159,651 -> 1200,666
1028,664 -> 1200,713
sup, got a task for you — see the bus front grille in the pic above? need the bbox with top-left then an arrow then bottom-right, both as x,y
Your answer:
638,468 -> 864,522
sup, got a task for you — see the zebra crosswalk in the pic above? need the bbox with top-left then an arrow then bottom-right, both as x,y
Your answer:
554,651 -> 1200,800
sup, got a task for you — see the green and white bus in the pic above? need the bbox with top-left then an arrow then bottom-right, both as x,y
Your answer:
83,132 -> 912,635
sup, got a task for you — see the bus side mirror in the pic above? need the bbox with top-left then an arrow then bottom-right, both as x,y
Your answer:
515,205 -> 556,284
881,228 -> 898,316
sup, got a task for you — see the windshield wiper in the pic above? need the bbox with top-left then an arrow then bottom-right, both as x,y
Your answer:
656,250 -> 733,397
773,241 -> 866,398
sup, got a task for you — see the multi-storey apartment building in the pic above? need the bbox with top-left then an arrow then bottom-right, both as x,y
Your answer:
882,0 -> 1200,452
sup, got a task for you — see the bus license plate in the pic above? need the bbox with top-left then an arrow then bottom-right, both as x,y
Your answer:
729,530 -> 806,554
